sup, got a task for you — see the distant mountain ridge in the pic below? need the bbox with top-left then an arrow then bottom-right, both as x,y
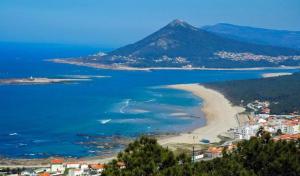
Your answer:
202,23 -> 300,50
79,19 -> 300,69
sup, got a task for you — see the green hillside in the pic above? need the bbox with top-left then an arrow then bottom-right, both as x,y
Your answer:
205,72 -> 300,114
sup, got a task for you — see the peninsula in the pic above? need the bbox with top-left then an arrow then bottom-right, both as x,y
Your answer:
0,77 -> 90,85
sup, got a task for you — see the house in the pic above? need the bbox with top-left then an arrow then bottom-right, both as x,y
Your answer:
38,172 -> 50,176
206,147 -> 223,158
66,162 -> 81,169
34,168 -> 50,174
281,120 -> 300,134
192,150 -> 205,161
117,162 -> 126,169
89,164 -> 105,173
68,169 -> 83,176
50,158 -> 65,173
80,164 -> 89,171
21,169 -> 36,176
234,124 -> 259,140
273,134 -> 300,141
257,114 -> 270,119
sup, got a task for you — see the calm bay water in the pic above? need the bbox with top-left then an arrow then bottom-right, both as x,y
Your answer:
0,43 -> 298,158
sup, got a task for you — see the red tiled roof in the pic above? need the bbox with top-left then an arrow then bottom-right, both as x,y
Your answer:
273,134 -> 300,141
51,158 -> 64,164
207,147 -> 223,154
90,164 -> 105,170
39,172 -> 50,176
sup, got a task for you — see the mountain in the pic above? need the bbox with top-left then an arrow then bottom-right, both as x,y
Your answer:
82,20 -> 300,68
202,23 -> 300,50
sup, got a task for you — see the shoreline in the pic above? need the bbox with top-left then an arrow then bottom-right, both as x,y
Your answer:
0,84 -> 243,167
158,84 -> 244,145
49,59 -> 300,71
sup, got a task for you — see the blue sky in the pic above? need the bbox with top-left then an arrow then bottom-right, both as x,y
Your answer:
0,0 -> 299,47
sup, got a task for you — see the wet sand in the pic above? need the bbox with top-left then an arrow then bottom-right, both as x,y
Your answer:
159,84 -> 244,145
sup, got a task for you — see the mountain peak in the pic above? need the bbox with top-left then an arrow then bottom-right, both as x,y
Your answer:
166,19 -> 198,31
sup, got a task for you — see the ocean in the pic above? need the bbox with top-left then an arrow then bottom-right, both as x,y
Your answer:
0,42 -> 298,158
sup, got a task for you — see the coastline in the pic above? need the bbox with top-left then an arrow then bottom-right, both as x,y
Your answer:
0,83 -> 244,166
49,59 -> 300,71
159,84 -> 244,145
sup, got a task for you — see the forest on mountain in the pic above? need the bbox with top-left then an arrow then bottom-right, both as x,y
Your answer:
205,72 -> 300,114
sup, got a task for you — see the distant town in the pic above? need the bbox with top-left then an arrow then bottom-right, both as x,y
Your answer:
215,51 -> 300,64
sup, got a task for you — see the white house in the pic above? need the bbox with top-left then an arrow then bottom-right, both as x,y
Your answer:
50,159 -> 65,173
80,164 -> 89,171
68,169 -> 83,176
234,124 -> 259,140
66,163 -> 81,169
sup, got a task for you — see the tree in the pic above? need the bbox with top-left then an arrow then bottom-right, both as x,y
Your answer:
102,136 -> 300,176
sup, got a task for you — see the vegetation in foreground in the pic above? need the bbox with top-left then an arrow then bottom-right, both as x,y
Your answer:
205,72 -> 300,114
102,135 -> 300,176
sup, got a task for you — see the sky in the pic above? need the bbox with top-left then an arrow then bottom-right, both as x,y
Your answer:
0,0 -> 299,48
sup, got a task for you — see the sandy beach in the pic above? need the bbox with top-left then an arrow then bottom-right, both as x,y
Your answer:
49,59 -> 300,71
159,84 -> 244,145
262,72 -> 293,78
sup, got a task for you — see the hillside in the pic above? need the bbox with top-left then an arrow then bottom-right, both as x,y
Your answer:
205,72 -> 300,114
202,23 -> 300,50
79,19 -> 300,69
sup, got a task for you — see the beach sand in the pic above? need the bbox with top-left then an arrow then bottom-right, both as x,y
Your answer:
159,84 -> 244,145
262,72 -> 292,78
49,59 -> 300,71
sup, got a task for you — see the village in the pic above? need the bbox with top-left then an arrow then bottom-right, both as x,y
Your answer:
0,159 -> 126,176
192,100 -> 300,162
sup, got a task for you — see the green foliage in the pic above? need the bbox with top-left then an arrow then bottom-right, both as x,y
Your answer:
102,136 -> 300,176
206,72 -> 300,114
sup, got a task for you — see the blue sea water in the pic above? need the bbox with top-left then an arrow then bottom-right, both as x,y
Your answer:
0,42 -> 299,158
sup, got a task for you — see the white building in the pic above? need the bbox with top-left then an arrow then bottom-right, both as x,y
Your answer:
68,169 -> 83,176
66,163 -> 81,169
80,164 -> 89,171
50,159 -> 65,173
234,124 -> 259,140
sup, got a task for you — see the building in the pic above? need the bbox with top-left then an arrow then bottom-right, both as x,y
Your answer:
281,120 -> 300,134
66,162 -> 81,169
117,162 -> 126,169
38,172 -> 50,176
80,164 -> 89,171
68,169 -> 83,176
234,124 -> 259,140
89,164 -> 105,174
273,134 -> 300,141
206,147 -> 223,158
192,150 -> 205,161
21,169 -> 35,176
50,158 -> 65,173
